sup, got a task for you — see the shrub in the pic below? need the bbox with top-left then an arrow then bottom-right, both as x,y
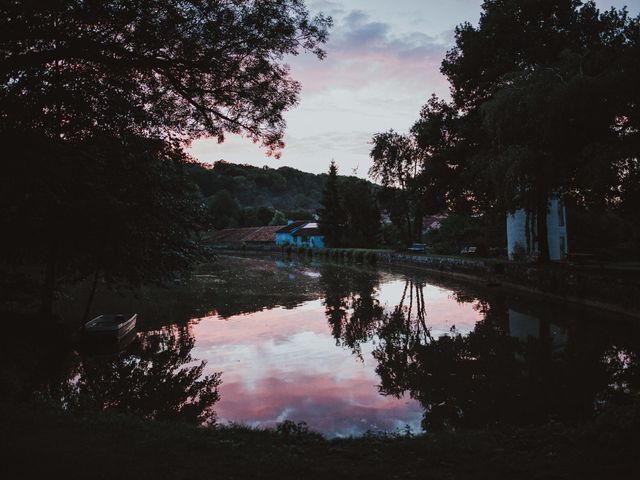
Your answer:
275,420 -> 322,441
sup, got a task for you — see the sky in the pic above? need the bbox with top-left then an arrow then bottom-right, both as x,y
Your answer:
189,0 -> 640,178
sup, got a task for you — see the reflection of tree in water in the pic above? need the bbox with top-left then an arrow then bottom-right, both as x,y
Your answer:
322,269 -> 640,432
373,279 -> 434,396
375,296 -> 640,431
375,301 -> 528,431
61,326 -> 221,425
320,264 -> 384,358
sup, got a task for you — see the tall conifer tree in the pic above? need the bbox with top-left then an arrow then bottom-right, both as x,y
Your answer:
318,161 -> 346,247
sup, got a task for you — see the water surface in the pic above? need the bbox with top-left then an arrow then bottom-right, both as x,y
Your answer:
42,255 -> 640,437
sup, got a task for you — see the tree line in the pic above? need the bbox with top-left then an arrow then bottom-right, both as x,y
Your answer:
369,0 -> 640,261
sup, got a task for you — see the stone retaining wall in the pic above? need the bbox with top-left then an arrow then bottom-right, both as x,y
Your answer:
375,252 -> 640,318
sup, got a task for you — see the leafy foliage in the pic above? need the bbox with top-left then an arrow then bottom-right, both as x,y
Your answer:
318,162 -> 380,248
206,190 -> 242,230
369,131 -> 425,244
190,160 -> 380,229
0,0 -> 332,313
1,132 -> 207,288
318,161 -> 346,247
0,0 -> 331,154
269,210 -> 288,226
422,212 -> 506,256
341,178 -> 381,248
371,0 -> 640,259
189,161 -> 326,213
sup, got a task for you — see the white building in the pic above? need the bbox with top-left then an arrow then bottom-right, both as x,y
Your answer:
506,197 -> 568,261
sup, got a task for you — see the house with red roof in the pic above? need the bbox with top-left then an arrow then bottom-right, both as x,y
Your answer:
207,225 -> 282,245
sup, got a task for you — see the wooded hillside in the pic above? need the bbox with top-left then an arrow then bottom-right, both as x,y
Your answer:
187,160 -> 378,228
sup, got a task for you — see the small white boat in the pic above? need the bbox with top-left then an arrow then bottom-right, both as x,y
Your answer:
84,313 -> 137,339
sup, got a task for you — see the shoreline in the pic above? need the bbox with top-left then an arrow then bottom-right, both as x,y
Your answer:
209,245 -> 640,319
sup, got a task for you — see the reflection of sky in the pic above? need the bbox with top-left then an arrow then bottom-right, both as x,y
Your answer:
377,279 -> 480,336
191,274 -> 483,437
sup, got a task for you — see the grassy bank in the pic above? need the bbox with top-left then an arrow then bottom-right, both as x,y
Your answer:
2,401 -> 639,479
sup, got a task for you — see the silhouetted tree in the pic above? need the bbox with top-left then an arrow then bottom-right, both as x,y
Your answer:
318,161 -> 346,247
372,295 -> 640,432
342,178 -> 381,248
437,0 -> 640,260
411,95 -> 467,213
370,1 -> 640,260
207,190 -> 241,229
0,0 -> 331,152
0,133 -> 207,319
369,131 -> 423,244
0,0 -> 332,314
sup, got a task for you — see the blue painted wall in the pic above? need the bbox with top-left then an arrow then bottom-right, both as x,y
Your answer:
293,234 -> 324,248
292,235 -> 325,249
276,222 -> 325,249
276,232 -> 294,246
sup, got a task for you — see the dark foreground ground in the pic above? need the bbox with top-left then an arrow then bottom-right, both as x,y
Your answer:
2,402 -> 639,480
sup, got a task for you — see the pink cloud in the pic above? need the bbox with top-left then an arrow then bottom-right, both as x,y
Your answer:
187,282 -> 483,436
288,9 -> 450,96
191,301 -> 329,347
215,372 -> 423,437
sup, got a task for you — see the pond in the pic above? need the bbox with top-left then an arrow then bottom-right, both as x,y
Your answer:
34,255 -> 640,437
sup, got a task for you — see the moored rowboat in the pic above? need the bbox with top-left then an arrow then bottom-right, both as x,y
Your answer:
84,313 -> 137,339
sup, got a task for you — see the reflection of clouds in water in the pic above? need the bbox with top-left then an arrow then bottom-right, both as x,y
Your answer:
190,271 -> 485,436
216,374 -> 422,437
378,279 -> 481,337
191,294 -> 426,436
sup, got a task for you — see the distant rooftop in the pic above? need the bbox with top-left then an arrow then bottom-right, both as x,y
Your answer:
207,225 -> 281,243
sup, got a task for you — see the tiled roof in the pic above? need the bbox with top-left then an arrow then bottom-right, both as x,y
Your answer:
207,225 -> 281,243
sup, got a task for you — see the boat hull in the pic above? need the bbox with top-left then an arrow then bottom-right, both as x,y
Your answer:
84,313 -> 137,340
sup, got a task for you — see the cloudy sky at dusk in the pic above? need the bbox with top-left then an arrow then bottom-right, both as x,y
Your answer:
189,0 -> 640,178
